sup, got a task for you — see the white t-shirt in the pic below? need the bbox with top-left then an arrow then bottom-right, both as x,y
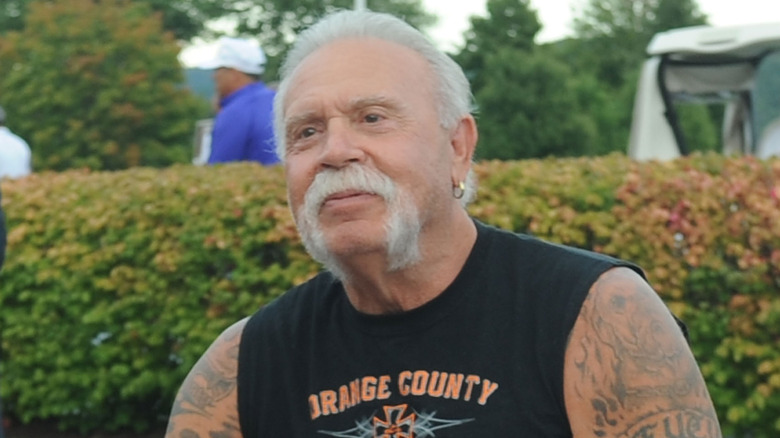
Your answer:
0,126 -> 32,179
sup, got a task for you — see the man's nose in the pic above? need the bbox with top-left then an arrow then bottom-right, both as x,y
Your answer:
319,118 -> 365,169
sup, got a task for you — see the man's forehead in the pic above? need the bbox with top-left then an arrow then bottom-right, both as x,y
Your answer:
290,37 -> 428,81
283,38 -> 433,111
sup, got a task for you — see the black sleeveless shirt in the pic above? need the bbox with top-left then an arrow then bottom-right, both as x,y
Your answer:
238,220 -> 646,436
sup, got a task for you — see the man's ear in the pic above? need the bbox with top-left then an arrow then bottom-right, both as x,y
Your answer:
449,114 -> 478,182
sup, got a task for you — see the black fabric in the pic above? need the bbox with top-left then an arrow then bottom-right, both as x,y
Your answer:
237,220 -> 656,437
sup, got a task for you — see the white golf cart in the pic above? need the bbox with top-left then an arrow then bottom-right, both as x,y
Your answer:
629,22 -> 780,161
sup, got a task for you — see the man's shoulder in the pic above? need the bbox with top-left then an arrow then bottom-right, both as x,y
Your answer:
246,82 -> 276,106
478,220 -> 599,260
245,271 -> 340,330
0,127 -> 28,145
219,83 -> 274,116
237,82 -> 275,101
475,220 -> 640,282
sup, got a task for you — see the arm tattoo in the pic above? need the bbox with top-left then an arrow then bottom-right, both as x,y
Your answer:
569,268 -> 722,437
165,323 -> 244,438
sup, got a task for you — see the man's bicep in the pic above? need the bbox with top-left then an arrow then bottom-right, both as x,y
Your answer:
165,318 -> 247,438
563,267 -> 722,437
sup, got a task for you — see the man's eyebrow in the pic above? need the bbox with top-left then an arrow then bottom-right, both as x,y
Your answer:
284,111 -> 319,130
284,95 -> 407,129
348,95 -> 406,112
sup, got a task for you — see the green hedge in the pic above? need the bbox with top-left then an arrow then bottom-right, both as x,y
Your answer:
0,154 -> 778,436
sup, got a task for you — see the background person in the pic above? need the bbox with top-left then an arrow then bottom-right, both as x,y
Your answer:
166,10 -> 722,437
0,105 -> 32,179
199,37 -> 279,165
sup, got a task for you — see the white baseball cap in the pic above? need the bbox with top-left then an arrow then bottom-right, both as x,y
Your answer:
199,37 -> 267,75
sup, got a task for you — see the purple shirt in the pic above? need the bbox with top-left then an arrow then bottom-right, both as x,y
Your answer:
208,82 -> 279,165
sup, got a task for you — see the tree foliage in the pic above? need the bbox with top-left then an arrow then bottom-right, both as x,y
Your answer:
572,0 -> 707,88
474,48 -> 602,159
569,0 -> 718,156
451,0 -> 714,159
456,0 -> 610,159
0,0 -> 230,41
0,0 -> 210,171
222,0 -> 435,80
0,0 -> 435,52
0,0 -> 742,166
456,0 -> 540,91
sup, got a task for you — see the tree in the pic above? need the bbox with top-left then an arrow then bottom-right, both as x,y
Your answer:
474,48 -> 605,160
455,0 -> 540,92
454,0 -> 608,159
0,0 -> 210,171
0,0 -> 27,34
572,0 -> 707,88
223,0 -> 436,79
538,0 -> 713,154
1,1 -> 435,82
0,0 -> 231,41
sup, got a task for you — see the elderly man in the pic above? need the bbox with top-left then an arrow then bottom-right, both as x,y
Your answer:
166,10 -> 722,437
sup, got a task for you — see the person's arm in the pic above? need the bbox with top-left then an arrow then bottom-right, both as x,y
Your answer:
165,318 -> 248,438
564,267 -> 722,437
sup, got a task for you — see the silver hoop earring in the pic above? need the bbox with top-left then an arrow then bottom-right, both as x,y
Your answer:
453,181 -> 465,199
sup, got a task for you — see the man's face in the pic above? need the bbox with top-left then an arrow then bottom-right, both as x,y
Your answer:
281,38 -> 457,270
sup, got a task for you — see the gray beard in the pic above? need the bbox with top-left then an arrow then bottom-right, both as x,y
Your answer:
294,164 -> 422,282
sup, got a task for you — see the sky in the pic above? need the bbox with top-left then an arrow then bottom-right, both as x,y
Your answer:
178,0 -> 780,66
426,0 -> 780,49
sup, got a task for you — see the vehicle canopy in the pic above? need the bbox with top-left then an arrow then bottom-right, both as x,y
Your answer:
628,22 -> 780,160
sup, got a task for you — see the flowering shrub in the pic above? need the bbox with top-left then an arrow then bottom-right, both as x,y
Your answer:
0,154 -> 778,435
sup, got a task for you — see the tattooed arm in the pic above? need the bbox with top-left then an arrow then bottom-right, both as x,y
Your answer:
165,317 -> 248,438
563,267 -> 722,437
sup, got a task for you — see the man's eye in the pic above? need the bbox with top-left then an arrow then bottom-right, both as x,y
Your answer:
364,114 -> 382,123
300,127 -> 317,138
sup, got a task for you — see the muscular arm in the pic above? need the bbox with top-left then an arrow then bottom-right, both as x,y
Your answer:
564,267 -> 722,437
165,318 -> 248,438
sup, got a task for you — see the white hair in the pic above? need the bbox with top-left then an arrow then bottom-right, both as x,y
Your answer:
273,9 -> 477,206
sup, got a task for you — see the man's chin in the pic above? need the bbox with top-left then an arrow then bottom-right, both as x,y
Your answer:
299,219 -> 385,255
321,229 -> 387,257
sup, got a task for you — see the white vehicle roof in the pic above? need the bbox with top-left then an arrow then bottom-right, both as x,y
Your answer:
629,22 -> 780,161
648,22 -> 780,59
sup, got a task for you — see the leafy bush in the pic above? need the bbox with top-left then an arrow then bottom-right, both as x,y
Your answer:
0,164 -> 311,432
603,155 -> 780,436
0,0 -> 210,171
0,154 -> 778,435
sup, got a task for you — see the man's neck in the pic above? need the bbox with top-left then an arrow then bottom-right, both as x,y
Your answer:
222,77 -> 257,100
339,211 -> 477,315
